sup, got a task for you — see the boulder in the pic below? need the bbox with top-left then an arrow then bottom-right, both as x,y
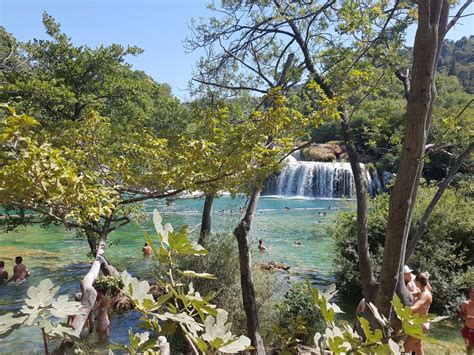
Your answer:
300,142 -> 345,162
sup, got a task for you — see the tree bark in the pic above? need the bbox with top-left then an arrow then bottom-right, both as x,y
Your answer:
71,230 -> 109,337
233,186 -> 265,354
405,142 -> 474,260
86,232 -> 98,256
376,0 -> 449,317
198,193 -> 215,245
340,116 -> 378,303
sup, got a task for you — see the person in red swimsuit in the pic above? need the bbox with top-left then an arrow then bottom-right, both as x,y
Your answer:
460,287 -> 474,355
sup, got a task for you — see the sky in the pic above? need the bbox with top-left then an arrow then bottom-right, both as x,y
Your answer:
1,0 -> 473,101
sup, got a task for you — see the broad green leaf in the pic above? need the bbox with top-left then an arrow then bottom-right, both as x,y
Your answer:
24,279 -> 59,308
202,310 -> 232,342
157,312 -> 203,337
219,335 -> 251,353
50,295 -> 83,318
0,313 -> 27,337
120,271 -> 154,306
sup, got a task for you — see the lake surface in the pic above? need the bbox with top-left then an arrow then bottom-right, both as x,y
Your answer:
0,195 -> 351,353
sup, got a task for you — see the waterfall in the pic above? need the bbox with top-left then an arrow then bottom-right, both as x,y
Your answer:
264,155 -> 375,198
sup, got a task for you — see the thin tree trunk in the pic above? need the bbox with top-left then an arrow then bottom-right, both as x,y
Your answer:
86,232 -> 98,256
233,186 -> 265,354
376,0 -> 449,317
340,115 -> 378,303
198,193 -> 215,245
405,142 -> 474,260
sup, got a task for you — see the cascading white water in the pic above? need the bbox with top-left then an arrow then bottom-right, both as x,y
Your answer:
265,154 -> 374,198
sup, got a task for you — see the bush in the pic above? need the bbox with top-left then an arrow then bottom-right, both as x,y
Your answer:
170,232 -> 281,344
331,185 -> 473,315
272,282 -> 325,351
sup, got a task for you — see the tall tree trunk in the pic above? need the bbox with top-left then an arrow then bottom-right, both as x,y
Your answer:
233,186 -> 265,354
340,116 -> 378,303
376,0 -> 449,317
198,193 -> 215,245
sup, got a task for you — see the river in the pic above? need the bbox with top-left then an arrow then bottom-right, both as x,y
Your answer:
0,195 -> 350,352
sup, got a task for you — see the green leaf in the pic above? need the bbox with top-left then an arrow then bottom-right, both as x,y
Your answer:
0,313 -> 28,338
50,295 -> 83,318
202,310 -> 232,342
179,270 -> 217,279
120,271 -> 154,306
218,335 -> 251,353
24,279 -> 59,309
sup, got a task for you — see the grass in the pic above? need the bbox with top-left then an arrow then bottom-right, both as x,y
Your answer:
424,320 -> 466,354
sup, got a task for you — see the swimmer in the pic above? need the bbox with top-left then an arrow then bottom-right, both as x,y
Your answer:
142,242 -> 152,257
0,261 -> 8,282
93,288 -> 110,344
7,256 -> 30,284
258,239 -> 270,252
294,241 -> 302,247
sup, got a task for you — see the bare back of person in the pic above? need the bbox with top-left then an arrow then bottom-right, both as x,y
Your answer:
12,263 -> 29,283
94,292 -> 110,343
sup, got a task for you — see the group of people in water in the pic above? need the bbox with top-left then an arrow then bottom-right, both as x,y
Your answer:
1,256 -> 111,344
0,257 -> 30,284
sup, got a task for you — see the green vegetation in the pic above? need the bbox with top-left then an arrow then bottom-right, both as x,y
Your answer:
0,0 -> 472,353
332,185 -> 473,315
438,36 -> 474,94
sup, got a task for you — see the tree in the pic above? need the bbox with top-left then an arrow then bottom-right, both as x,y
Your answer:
376,0 -> 472,317
190,0 -> 472,324
188,2 -> 414,333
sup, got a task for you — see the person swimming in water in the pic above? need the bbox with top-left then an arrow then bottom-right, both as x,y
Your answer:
0,261 -> 8,282
93,288 -> 110,344
142,242 -> 152,257
7,256 -> 30,284
258,239 -> 271,252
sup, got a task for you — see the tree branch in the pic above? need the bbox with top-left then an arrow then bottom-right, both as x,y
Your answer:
405,142 -> 474,260
447,0 -> 473,32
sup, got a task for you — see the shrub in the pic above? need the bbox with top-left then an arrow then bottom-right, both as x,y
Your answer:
331,185 -> 473,315
165,232 -> 281,345
272,281 -> 325,351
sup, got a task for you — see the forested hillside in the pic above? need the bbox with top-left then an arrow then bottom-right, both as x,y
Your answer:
439,35 -> 474,93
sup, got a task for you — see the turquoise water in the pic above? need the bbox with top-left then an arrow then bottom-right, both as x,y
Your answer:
0,196 -> 351,353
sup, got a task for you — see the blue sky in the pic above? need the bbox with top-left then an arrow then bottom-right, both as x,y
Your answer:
1,0 -> 472,100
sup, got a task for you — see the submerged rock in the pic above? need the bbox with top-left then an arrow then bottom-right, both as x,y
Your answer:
256,261 -> 291,272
